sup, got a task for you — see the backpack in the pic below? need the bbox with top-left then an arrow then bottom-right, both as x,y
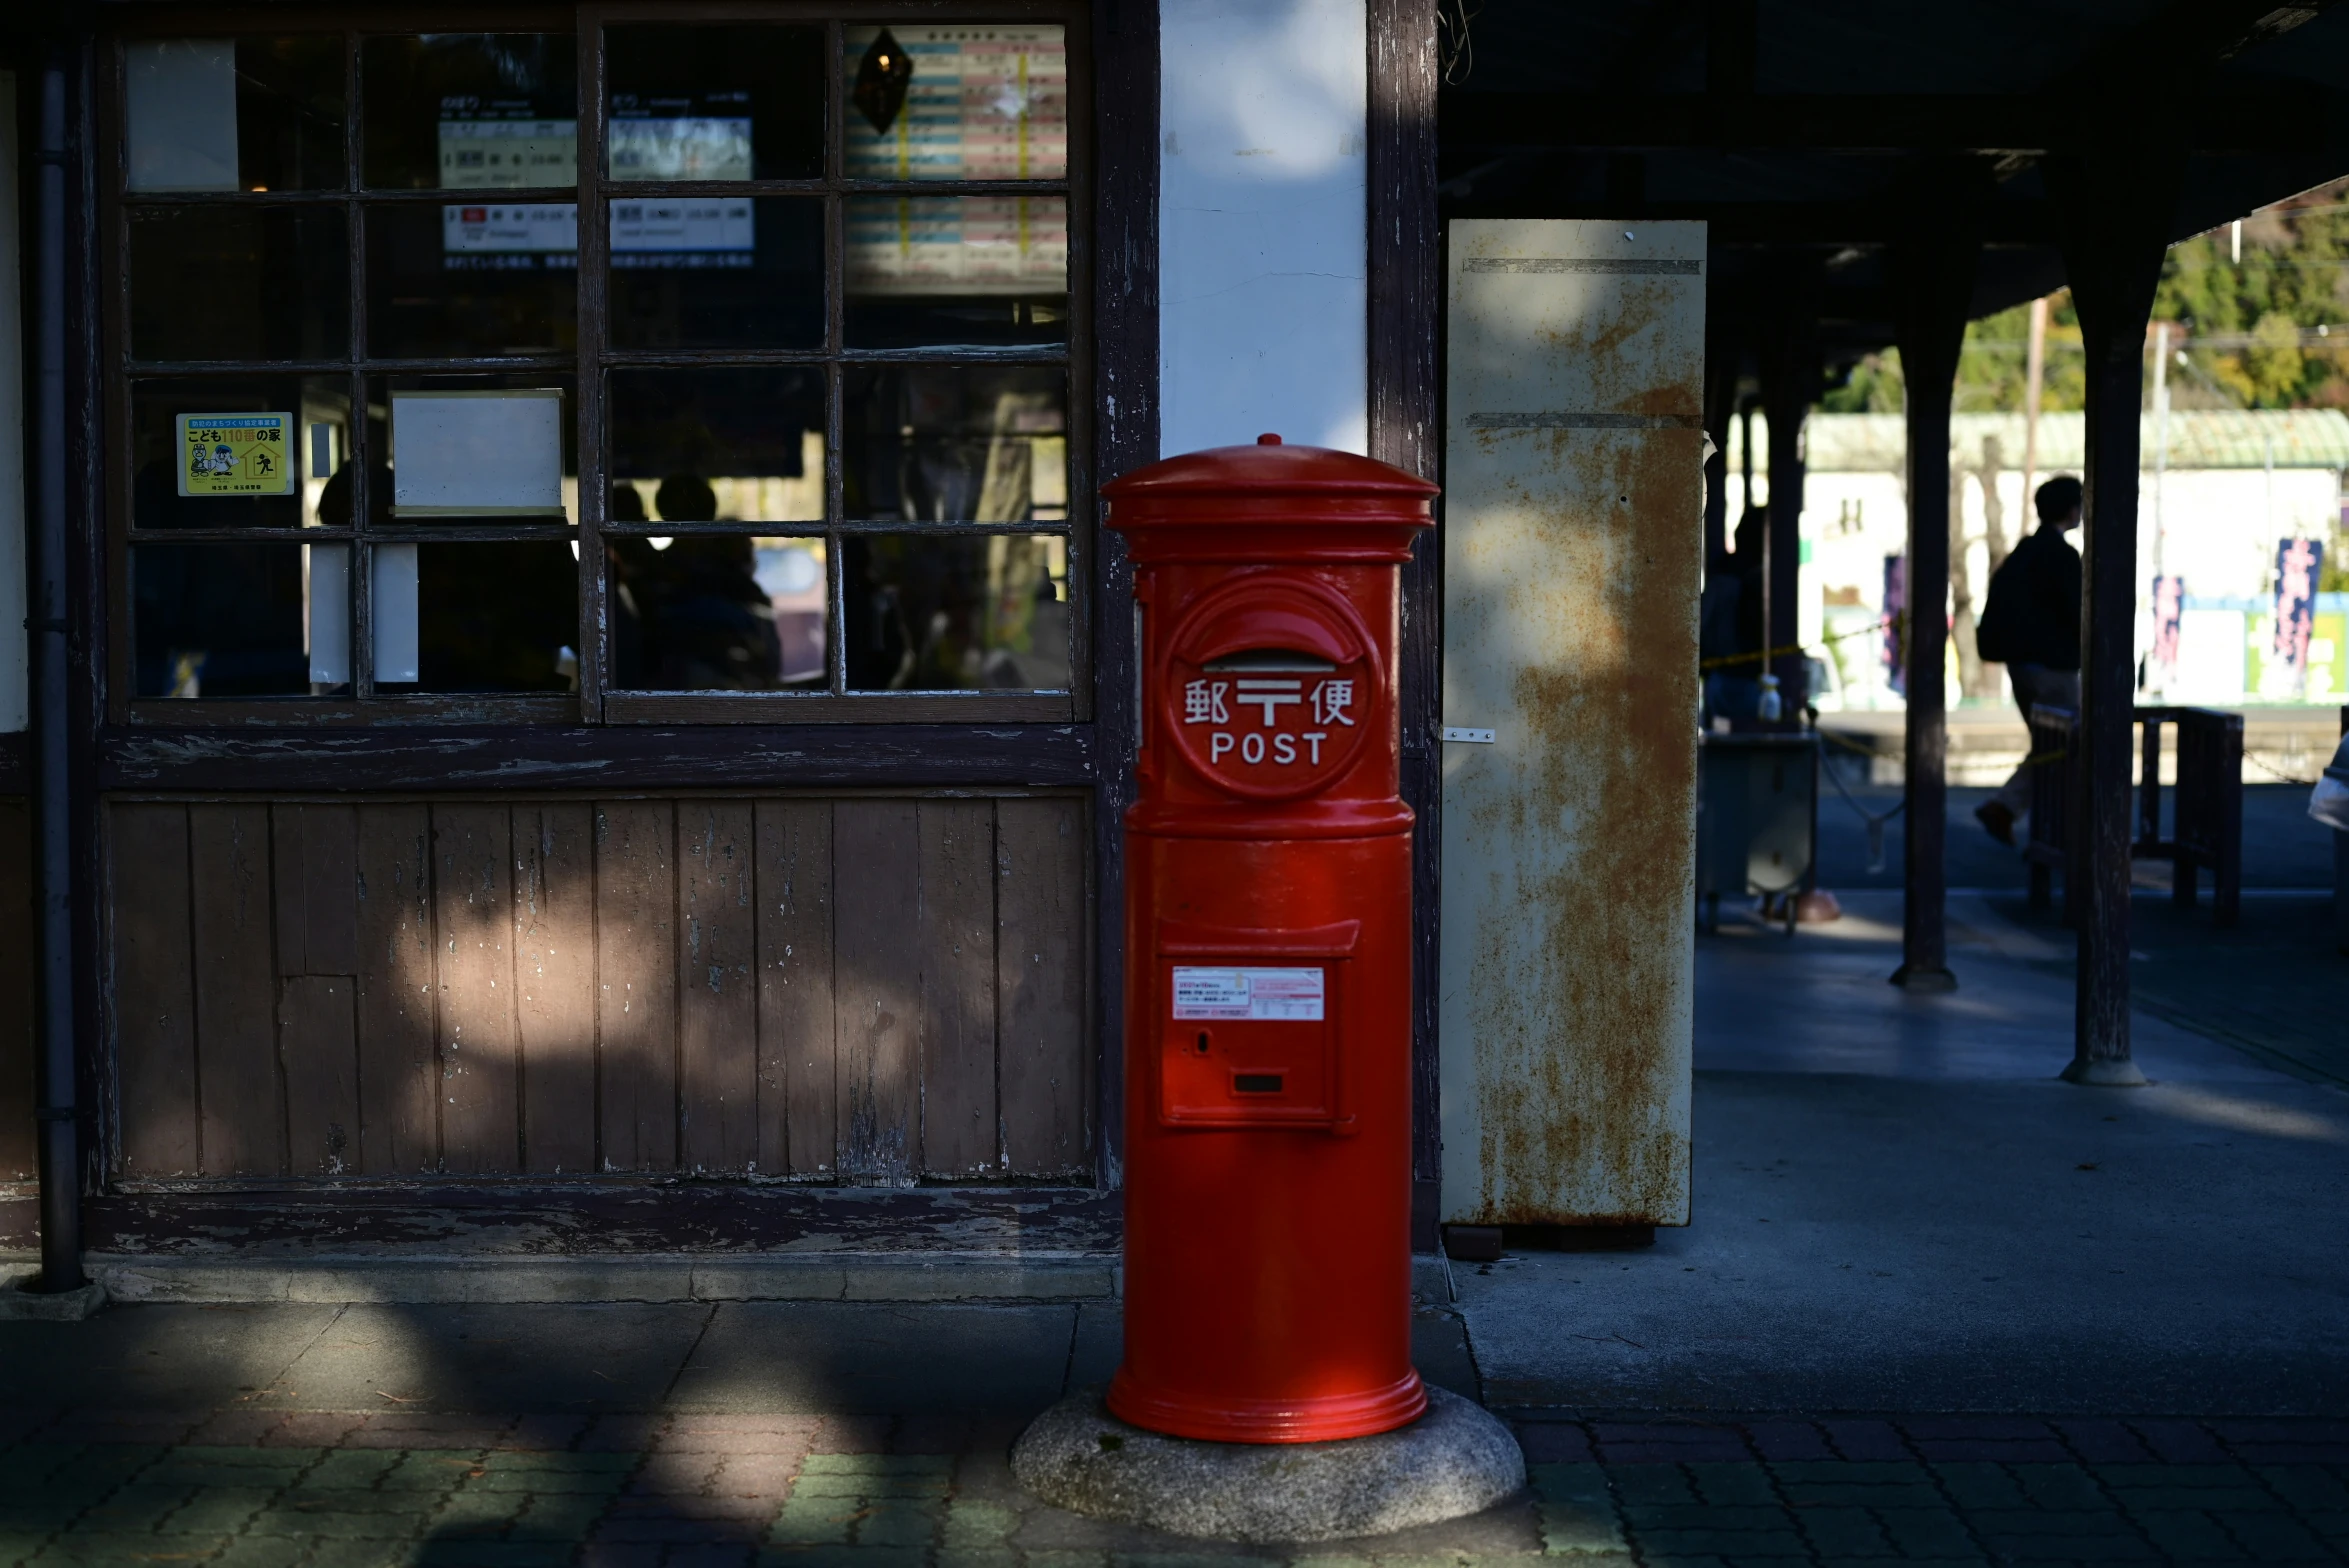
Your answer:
1974,540 -> 2028,664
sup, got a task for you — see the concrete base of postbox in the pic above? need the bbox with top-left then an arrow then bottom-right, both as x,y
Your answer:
1009,1385 -> 1524,1543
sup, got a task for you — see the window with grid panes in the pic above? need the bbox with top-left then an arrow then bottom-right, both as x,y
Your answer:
111,14 -> 1083,721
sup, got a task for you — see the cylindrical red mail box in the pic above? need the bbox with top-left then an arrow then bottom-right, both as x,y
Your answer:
1102,435 -> 1438,1444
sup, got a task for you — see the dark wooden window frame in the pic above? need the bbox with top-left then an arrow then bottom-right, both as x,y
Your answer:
98,2 -> 1096,730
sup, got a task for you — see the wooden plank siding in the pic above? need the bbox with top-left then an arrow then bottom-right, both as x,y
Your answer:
108,796 -> 1093,1185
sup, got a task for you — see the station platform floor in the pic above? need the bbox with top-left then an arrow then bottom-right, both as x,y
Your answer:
2,891 -> 2344,1565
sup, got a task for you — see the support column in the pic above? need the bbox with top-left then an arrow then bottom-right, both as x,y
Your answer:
1759,267 -> 1820,719
1888,166 -> 1988,993
2048,141 -> 2181,1085
31,55 -> 84,1294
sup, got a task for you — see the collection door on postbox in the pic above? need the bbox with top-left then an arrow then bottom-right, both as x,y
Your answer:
1155,921 -> 1357,1129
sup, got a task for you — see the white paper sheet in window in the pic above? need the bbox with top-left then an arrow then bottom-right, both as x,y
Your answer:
391,390 -> 566,516
126,41 -> 239,192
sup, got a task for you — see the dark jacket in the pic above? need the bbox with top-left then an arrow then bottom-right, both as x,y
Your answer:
1976,527 -> 2081,671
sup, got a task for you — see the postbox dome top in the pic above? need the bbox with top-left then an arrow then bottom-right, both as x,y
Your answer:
1101,434 -> 1438,510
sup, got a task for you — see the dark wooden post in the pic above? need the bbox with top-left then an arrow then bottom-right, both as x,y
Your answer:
1759,267 -> 1820,719
2048,141 -> 2181,1085
1888,166 -> 1987,993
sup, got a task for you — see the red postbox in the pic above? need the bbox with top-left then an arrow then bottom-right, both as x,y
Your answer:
1102,434 -> 1438,1444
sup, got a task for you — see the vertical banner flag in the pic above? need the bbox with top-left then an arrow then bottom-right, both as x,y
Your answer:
2272,538 -> 2324,697
1882,554 -> 1907,697
2149,574 -> 2185,694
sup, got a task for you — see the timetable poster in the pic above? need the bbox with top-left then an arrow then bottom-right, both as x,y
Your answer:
846,196 -> 1067,295
843,26 -> 1068,182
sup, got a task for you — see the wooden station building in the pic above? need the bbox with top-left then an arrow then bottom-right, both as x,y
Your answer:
0,1 -> 2343,1297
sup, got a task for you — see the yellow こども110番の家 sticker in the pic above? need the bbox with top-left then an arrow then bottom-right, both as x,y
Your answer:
176,412 -> 294,497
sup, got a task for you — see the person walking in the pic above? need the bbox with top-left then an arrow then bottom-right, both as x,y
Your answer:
1972,475 -> 2083,844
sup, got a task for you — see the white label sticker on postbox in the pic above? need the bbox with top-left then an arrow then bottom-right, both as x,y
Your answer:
1171,967 -> 1324,1021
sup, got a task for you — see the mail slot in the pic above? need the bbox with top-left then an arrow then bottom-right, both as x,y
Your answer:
1102,433 -> 1437,1443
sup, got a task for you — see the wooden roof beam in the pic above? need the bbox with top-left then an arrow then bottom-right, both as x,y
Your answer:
1440,89 -> 2330,155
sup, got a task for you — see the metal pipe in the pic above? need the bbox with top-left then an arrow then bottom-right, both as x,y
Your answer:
32,54 -> 85,1294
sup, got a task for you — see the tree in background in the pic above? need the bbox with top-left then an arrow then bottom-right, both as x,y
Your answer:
1823,176 -> 2349,416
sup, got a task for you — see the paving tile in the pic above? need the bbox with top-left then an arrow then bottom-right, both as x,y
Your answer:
579,1545 -> 670,1568
1741,1421 -> 1832,1463
1871,1505 -> 1981,1559
1684,1463 -> 1777,1507
2130,1509 -> 2248,1560
2131,1420 -> 2231,1465
580,1416 -> 665,1453
1787,1504 -> 1891,1557
1819,1420 -> 1910,1462
208,1535 -> 317,1568
942,1498 -> 1021,1549
68,1480 -> 201,1532
1514,1423 -> 1595,1464
714,1454 -> 802,1496
498,1415 -> 591,1452
31,1531 -> 238,1565
1927,1463 -> 2030,1510
1622,1526 -> 1810,1556
187,1410 -> 291,1446
162,1484 -> 285,1532
298,1450 -> 406,1489
2056,1419 -> 2158,1465
809,1417 -> 894,1455
2210,1509 -> 2337,1559
2252,1464 -> 2349,1510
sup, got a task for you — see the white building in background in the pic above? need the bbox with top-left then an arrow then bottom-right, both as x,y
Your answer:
1724,409 -> 2349,710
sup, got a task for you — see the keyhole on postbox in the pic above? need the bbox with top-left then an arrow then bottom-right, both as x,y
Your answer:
1195,1029 -> 1211,1054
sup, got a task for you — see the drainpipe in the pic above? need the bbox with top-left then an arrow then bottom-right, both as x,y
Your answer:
32,54 -> 85,1295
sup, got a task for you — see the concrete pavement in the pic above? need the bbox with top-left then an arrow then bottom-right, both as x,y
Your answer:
1450,891 -> 2349,1416
3,890 -> 2345,1564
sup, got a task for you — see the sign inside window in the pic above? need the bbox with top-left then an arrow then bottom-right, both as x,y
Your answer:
440,203 -> 754,270
175,412 -> 294,497
610,90 -> 755,181
438,101 -> 578,188
843,27 -> 1068,181
846,196 -> 1067,295
390,390 -> 566,517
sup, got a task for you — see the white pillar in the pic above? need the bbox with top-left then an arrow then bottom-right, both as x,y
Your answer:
1158,0 -> 1367,457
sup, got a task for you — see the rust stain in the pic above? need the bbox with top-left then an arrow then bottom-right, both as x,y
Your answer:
1444,221 -> 1702,1228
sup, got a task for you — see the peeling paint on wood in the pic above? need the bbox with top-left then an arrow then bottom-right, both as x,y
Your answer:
1437,219 -> 1703,1228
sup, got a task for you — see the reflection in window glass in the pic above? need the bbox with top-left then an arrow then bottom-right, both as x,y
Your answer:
131,377 -> 350,530
843,26 -> 1067,181
843,534 -> 1068,691
612,534 -> 825,691
606,26 -> 824,182
609,368 -> 824,524
366,203 -> 577,358
608,197 -> 822,351
361,34 -> 578,190
125,37 -> 346,193
846,197 -> 1067,349
129,207 -> 348,362
381,375 -> 578,525
132,542 -> 318,697
844,366 -> 1067,522
385,542 -> 580,693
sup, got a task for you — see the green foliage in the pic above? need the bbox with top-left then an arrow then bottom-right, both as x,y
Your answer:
1818,179 -> 2349,416
2155,180 -> 2349,409
1817,297 -> 2089,414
